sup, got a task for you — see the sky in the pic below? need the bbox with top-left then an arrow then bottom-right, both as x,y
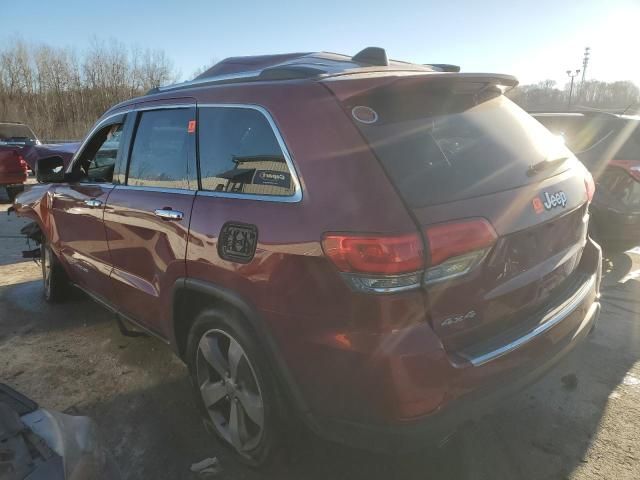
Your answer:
2,0 -> 639,87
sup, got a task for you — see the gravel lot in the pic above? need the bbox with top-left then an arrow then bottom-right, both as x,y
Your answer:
1,190 -> 640,480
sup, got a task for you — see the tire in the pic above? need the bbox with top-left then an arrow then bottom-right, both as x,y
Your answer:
6,185 -> 24,202
41,241 -> 70,303
186,309 -> 281,466
5,187 -> 15,203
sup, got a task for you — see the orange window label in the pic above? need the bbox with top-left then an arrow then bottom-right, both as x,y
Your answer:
188,120 -> 196,133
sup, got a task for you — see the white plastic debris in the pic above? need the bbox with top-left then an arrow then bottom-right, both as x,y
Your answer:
190,457 -> 222,477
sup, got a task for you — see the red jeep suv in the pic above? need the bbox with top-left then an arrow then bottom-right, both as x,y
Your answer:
16,48 -> 601,465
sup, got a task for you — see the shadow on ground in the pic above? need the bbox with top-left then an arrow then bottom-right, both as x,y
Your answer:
1,248 -> 639,479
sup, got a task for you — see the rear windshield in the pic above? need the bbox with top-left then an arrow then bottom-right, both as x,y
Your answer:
349,89 -> 572,207
0,123 -> 37,145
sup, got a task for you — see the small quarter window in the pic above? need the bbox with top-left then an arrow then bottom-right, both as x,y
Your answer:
198,107 -> 295,197
128,109 -> 194,189
75,121 -> 125,183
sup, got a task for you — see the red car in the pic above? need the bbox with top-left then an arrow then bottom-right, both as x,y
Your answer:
15,48 -> 602,465
0,122 -> 79,201
0,123 -> 32,200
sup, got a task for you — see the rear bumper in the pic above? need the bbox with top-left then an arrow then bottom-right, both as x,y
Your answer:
301,240 -> 602,452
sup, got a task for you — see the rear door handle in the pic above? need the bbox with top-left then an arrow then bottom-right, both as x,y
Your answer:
84,199 -> 103,208
154,209 -> 184,220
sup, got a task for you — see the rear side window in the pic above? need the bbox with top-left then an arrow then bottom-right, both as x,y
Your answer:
85,123 -> 124,182
598,167 -> 640,210
127,109 -> 194,189
0,123 -> 37,145
349,91 -> 573,207
198,107 -> 295,197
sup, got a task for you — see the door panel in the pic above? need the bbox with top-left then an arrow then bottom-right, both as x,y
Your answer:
104,188 -> 195,336
104,102 -> 197,337
51,183 -> 115,301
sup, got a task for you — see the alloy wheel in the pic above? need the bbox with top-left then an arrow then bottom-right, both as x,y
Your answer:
196,329 -> 265,453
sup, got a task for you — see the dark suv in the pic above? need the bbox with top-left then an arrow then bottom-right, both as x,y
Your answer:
16,48 -> 601,465
532,111 -> 640,250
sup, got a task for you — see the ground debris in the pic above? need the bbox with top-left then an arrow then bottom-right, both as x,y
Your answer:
561,373 -> 579,390
190,456 -> 222,477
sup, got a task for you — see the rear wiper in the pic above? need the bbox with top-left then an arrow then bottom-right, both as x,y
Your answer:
527,156 -> 570,176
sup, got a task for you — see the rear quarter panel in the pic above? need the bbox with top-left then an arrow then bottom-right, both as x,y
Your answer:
184,82 -> 427,419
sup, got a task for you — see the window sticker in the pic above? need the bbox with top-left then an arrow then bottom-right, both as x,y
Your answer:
253,170 -> 291,189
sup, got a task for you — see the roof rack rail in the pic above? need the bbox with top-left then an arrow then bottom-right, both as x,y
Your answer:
258,65 -> 326,81
149,70 -> 264,95
428,64 -> 461,72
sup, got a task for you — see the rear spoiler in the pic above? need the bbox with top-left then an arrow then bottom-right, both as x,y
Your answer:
322,72 -> 519,102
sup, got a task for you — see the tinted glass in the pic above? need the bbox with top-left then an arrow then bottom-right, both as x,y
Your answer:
86,123 -> 124,182
198,107 -> 295,196
353,93 -> 572,207
614,121 -> 640,160
597,167 -> 640,210
0,123 -> 37,145
128,109 -> 193,189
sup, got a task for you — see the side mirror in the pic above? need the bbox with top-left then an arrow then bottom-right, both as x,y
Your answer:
36,156 -> 66,183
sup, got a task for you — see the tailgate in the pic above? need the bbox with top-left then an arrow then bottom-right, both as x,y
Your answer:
327,73 -> 591,351
413,171 -> 589,351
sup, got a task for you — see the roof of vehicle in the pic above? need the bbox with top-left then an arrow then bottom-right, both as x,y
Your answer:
148,47 -> 460,95
105,47 -> 517,115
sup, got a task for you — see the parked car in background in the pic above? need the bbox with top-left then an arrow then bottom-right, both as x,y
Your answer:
533,111 -> 640,250
0,122 -> 79,200
15,48 -> 601,466
0,146 -> 29,201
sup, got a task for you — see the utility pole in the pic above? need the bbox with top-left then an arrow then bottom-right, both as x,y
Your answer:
566,69 -> 580,110
581,47 -> 590,85
580,47 -> 590,100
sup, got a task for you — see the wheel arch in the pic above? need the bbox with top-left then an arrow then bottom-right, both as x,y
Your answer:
171,278 -> 310,416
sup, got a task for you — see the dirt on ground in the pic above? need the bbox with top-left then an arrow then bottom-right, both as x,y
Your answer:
1,190 -> 640,480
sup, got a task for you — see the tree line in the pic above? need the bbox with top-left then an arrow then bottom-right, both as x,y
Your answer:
0,39 -> 178,141
2,37 -> 639,140
508,79 -> 640,113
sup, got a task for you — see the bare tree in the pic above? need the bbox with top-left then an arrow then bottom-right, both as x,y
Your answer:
508,78 -> 640,112
0,37 -> 180,140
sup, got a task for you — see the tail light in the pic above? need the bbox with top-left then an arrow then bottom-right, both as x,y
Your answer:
584,171 -> 595,202
424,218 -> 497,285
610,160 -> 640,182
19,156 -> 28,171
322,218 -> 497,293
322,233 -> 423,293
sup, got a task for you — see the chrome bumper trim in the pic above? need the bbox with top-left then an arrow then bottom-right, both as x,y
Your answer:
464,274 -> 596,367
